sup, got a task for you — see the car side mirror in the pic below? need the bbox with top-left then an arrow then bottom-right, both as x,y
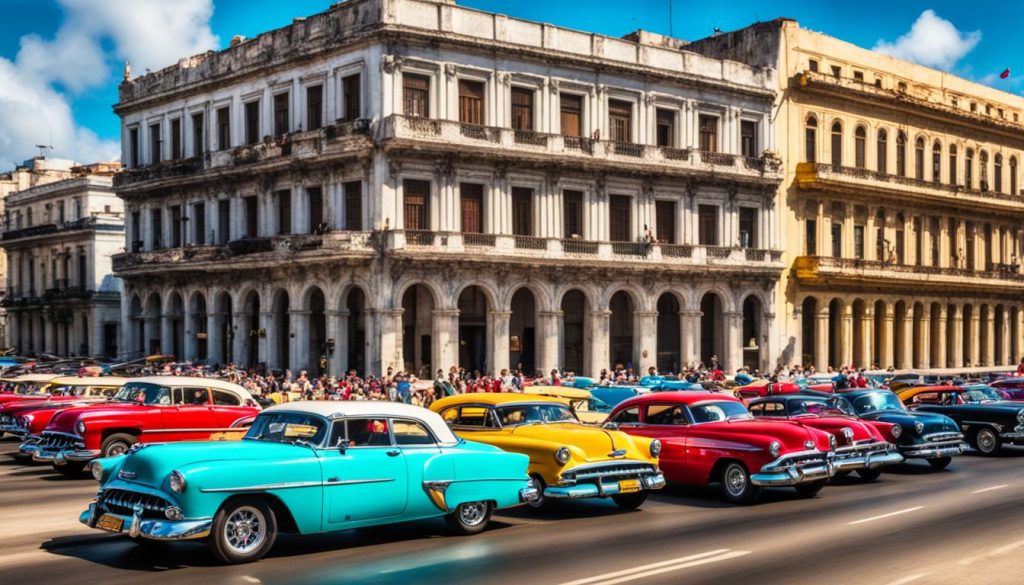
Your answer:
604,422 -> 619,430
337,441 -> 347,455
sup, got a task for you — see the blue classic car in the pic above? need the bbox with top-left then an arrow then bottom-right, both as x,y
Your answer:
79,402 -> 537,563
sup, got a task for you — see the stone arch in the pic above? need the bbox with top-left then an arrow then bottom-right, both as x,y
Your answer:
128,294 -> 144,358
214,291 -> 234,365
270,288 -> 290,371
962,303 -> 974,367
911,301 -> 925,369
452,280 -> 501,314
929,302 -> 942,368
827,297 -> 843,369
694,283 -> 736,314
873,299 -> 886,369
893,300 -> 908,369
499,281 -> 554,314
166,292 -> 185,359
700,291 -> 726,369
656,292 -> 681,375
802,296 -> 819,368
609,290 -> 635,371
188,291 -> 208,362
979,303 -> 991,366
741,294 -> 764,371
401,283 -> 438,379
239,289 -> 261,368
509,286 -> 538,375
458,285 -> 491,375
306,286 -> 327,376
560,288 -> 589,376
598,283 -> 647,312
851,298 -> 867,368
343,285 -> 369,376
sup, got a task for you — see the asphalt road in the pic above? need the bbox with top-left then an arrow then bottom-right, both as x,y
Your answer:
2,439 -> 1023,585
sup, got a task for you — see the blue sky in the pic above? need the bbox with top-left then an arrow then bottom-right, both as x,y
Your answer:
0,0 -> 1020,169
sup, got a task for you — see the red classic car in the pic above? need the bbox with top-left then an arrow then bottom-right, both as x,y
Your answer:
0,374 -> 61,404
991,378 -> 1024,401
1,376 -> 129,442
605,392 -> 836,504
747,394 -> 903,481
21,376 -> 261,476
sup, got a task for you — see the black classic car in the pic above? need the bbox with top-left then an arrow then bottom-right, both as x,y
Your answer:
798,389 -> 965,469
897,385 -> 1024,455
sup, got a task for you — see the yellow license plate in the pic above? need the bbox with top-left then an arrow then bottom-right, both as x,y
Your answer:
618,479 -> 641,494
96,514 -> 124,533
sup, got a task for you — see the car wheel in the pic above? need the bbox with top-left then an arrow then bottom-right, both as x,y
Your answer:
927,456 -> 952,470
856,468 -> 882,482
526,475 -> 548,509
972,428 -> 1002,456
208,497 -> 277,564
794,479 -> 828,498
721,462 -> 761,505
611,491 -> 649,510
51,463 -> 88,478
101,433 -> 137,458
444,501 -> 492,535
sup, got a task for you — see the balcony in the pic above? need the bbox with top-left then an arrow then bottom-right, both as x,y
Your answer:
793,255 -> 1024,293
1,215 -> 123,242
3,284 -> 99,307
380,115 -> 783,185
795,162 -> 1024,212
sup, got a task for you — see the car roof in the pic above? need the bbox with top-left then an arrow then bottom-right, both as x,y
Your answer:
433,393 -> 564,407
48,376 -> 130,386
264,400 -> 458,445
617,391 -> 739,408
3,374 -> 61,382
125,376 -> 256,401
524,386 -> 591,399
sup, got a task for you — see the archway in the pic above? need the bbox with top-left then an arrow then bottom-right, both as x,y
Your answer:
129,294 -> 144,358
828,298 -> 842,369
308,287 -> 326,376
458,286 -> 489,375
742,296 -> 762,371
700,292 -> 724,369
241,291 -> 261,368
893,301 -> 907,369
144,292 -> 162,356
994,304 -> 1005,366
561,290 -> 588,376
930,303 -> 942,368
609,291 -> 635,371
979,304 -> 990,366
346,288 -> 367,376
946,304 -> 957,367
911,302 -> 924,368
873,300 -> 885,369
962,304 -> 973,366
189,293 -> 208,362
852,299 -> 866,368
271,290 -> 290,371
801,297 -> 818,368
509,288 -> 537,375
215,292 -> 233,365
168,292 -> 185,359
657,293 -> 681,374
401,284 -> 435,378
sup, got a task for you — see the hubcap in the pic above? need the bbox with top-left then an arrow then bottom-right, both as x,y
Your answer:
459,502 -> 487,526
725,465 -> 747,497
527,478 -> 544,508
225,506 -> 265,553
106,442 -> 129,457
979,431 -> 996,452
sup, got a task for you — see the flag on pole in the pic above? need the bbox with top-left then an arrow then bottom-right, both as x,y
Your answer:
1000,68 -> 1011,79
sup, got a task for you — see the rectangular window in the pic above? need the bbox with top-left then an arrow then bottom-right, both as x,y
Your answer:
853,71 -> 864,82
831,222 -> 842,258
151,208 -> 163,249
949,151 -> 958,185
512,187 -> 533,236
965,222 -> 975,270
244,100 -> 260,145
342,74 -> 361,121
656,108 -> 675,147
170,205 -> 183,248
563,190 -> 584,239
216,106 -> 230,150
344,181 -> 363,231
831,65 -> 841,78
608,100 -> 632,143
698,204 -> 719,246
130,210 -> 141,249
699,115 -> 718,152
656,200 -> 677,244
403,73 -> 430,117
129,128 -> 139,168
217,199 -> 230,244
854,225 -> 865,259
560,94 -> 583,136
930,218 -> 940,266
273,93 -> 289,136
511,87 -> 534,131
149,123 -> 161,164
809,59 -> 819,72
276,190 -> 291,235
805,219 -> 817,255
460,183 -> 484,233
458,79 -> 485,125
191,113 -> 204,157
403,180 -> 430,230
741,120 -> 758,158
243,195 -> 258,238
193,202 -> 205,245
170,118 -> 182,160
932,147 -> 941,183
306,84 -> 323,130
739,207 -> 756,248
895,229 -> 905,264
805,126 -> 816,163
609,195 -> 631,242
307,187 -> 323,234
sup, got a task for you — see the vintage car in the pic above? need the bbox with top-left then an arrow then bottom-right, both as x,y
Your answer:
523,386 -> 613,424
23,376 -> 261,475
605,392 -> 836,504
897,384 -> 1024,455
747,394 -> 902,481
1,376 -> 128,441
734,380 -> 802,403
0,374 -> 61,404
431,393 -> 664,509
79,401 -> 536,564
991,378 -> 1024,401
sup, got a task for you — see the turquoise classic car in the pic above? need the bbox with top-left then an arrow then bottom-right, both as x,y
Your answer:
79,401 -> 537,563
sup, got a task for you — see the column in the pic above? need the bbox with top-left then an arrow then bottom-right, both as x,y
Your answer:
841,303 -> 854,368
790,303 -> 803,369
984,310 -> 996,366
379,309 -> 403,375
207,312 -> 224,366
326,309 -> 348,375
881,302 -> 895,370
258,310 -> 273,369
899,312 -> 913,370
969,309 -> 981,367
814,309 -> 829,372
919,313 -> 931,369
934,307 -> 947,369
681,310 -> 701,369
432,309 -> 460,373
489,310 -> 512,375
232,311 -> 249,367
536,311 -> 562,376
289,310 -> 311,372
861,306 -> 874,369
949,305 -> 964,368
1000,313 -> 1011,366
1017,308 -> 1024,364
184,313 -> 198,362
635,310 -> 659,374
588,310 -> 612,377
723,311 -> 744,373
160,313 -> 173,356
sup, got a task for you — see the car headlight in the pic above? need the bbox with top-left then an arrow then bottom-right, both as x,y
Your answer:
19,415 -> 32,427
1017,409 -> 1024,423
828,435 -> 837,450
915,422 -> 924,434
769,441 -> 781,458
90,461 -> 103,482
650,439 -> 662,457
75,420 -> 86,435
891,424 -> 903,439
168,470 -> 186,494
842,427 -> 854,443
554,447 -> 571,465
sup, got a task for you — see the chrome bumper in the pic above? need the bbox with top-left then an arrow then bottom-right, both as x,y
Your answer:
33,447 -> 100,464
832,442 -> 905,471
519,485 -> 540,504
1000,432 -> 1024,441
545,473 -> 666,499
79,502 -> 211,541
1,425 -> 28,438
900,441 -> 966,459
751,450 -> 834,486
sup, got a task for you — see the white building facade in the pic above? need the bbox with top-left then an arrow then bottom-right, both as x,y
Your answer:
113,0 -> 784,377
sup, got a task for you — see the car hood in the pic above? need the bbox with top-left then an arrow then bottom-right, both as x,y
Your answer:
508,422 -> 648,460
789,415 -> 881,442
46,402 -> 147,431
688,418 -> 832,452
858,410 -> 960,435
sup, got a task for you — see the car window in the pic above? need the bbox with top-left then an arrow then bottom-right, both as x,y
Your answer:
494,404 -> 578,426
177,387 -> 211,405
609,406 -> 639,424
345,418 -> 393,447
911,392 -> 940,405
115,382 -> 171,405
392,419 -> 437,446
441,406 -> 497,429
212,389 -> 241,406
690,401 -> 751,423
645,404 -> 688,425
245,412 -> 326,445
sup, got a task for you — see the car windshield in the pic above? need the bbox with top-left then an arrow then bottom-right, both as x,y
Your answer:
495,403 -> 578,427
961,386 -> 1002,403
244,412 -> 327,445
789,399 -> 845,416
113,382 -> 171,405
13,382 -> 46,395
1000,388 -> 1024,400
851,392 -> 905,414
690,401 -> 751,423
586,394 -> 614,413
590,387 -> 638,409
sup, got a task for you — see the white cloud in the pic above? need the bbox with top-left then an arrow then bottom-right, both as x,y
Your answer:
873,10 -> 981,71
0,0 -> 219,170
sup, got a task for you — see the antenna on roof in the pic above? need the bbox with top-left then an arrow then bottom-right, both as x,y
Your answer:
34,144 -> 53,158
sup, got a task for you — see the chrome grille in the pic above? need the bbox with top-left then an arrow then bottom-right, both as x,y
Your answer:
560,461 -> 658,484
38,431 -> 83,450
0,414 -> 12,425
923,432 -> 963,443
99,488 -> 172,519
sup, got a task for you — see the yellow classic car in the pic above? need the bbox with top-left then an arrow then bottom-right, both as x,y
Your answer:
524,386 -> 609,425
431,393 -> 665,509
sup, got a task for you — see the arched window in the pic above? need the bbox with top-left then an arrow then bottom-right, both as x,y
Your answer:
830,121 -> 842,167
877,129 -> 888,174
855,126 -> 867,168
966,148 -> 975,190
915,137 -> 925,180
805,116 -> 817,163
949,144 -> 958,185
932,140 -> 941,183
895,131 -> 907,176
995,154 -> 1003,193
1011,156 -> 1018,195
979,150 -> 989,191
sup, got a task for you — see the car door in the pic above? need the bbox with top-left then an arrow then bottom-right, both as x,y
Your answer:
319,417 -> 409,529
210,388 -> 250,428
636,403 -> 691,483
390,418 -> 443,517
158,387 -> 218,441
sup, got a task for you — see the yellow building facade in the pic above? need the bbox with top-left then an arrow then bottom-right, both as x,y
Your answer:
690,19 -> 1024,371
